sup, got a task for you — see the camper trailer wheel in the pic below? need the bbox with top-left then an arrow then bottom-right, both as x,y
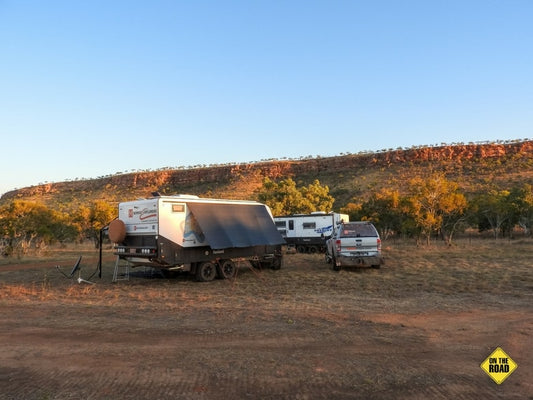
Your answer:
196,261 -> 217,282
218,259 -> 237,279
160,269 -> 178,279
270,256 -> 282,270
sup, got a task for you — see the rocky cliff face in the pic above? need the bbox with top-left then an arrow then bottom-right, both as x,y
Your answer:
2,140 -> 532,203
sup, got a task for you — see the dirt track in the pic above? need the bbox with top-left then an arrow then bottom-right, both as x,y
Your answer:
1,245 -> 532,399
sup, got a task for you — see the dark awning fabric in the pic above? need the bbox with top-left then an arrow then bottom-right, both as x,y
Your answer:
187,202 -> 285,249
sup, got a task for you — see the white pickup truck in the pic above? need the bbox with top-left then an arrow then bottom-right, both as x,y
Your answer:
325,221 -> 384,271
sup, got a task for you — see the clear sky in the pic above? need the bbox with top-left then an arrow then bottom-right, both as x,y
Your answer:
1,0 -> 532,196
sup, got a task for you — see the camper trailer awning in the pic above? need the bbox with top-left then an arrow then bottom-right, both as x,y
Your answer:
187,203 -> 285,249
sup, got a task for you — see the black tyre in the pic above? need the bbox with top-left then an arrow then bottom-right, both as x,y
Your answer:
270,256 -> 282,270
160,269 -> 178,279
296,245 -> 306,253
196,261 -> 217,282
332,256 -> 341,271
218,259 -> 237,279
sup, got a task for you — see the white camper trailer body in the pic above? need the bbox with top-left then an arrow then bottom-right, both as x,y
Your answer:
118,195 -> 213,250
111,195 -> 284,281
274,212 -> 349,253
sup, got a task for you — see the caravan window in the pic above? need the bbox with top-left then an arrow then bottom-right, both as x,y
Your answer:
288,220 -> 294,230
171,204 -> 185,213
303,222 -> 316,229
275,221 -> 286,228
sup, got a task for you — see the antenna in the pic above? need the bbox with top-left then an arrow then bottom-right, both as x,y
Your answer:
56,256 -> 95,284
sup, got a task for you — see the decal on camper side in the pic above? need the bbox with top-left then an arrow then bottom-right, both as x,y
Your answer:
127,207 -> 157,221
315,225 -> 333,235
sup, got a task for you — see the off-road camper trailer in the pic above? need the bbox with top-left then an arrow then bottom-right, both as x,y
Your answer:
108,195 -> 284,281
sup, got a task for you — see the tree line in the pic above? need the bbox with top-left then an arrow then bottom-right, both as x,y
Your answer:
0,200 -> 115,257
2,173 -> 533,257
256,174 -> 533,245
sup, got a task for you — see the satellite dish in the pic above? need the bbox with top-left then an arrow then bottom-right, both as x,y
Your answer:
69,256 -> 82,277
56,255 -> 96,284
56,256 -> 83,278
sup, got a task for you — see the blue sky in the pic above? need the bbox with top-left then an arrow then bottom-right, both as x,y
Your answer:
1,0 -> 532,196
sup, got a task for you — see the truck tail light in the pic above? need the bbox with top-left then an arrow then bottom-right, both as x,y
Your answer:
377,238 -> 382,252
336,240 -> 341,252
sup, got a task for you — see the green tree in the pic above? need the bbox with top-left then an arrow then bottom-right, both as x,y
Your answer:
340,201 -> 363,221
513,184 -> 533,236
345,188 -> 405,240
300,179 -> 335,213
472,189 -> 513,239
502,184 -> 533,237
72,200 -> 117,247
406,173 -> 467,245
0,200 -> 74,257
257,178 -> 334,215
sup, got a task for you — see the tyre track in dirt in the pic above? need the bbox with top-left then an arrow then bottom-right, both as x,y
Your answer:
1,249 -> 532,399
2,306 -> 529,400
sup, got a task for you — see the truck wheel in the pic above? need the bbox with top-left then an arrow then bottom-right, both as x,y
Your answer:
196,261 -> 217,282
332,256 -> 341,271
218,259 -> 237,279
296,245 -> 306,253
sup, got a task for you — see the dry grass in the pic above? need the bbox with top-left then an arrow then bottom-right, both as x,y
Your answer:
1,238 -> 531,314
1,238 -> 532,399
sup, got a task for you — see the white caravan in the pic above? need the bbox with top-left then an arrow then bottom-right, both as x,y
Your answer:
274,212 -> 349,253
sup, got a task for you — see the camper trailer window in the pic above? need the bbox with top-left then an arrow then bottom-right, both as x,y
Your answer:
303,222 -> 316,229
172,204 -> 185,213
275,221 -> 286,228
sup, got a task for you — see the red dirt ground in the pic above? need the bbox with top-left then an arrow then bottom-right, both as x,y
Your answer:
1,250 -> 531,399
